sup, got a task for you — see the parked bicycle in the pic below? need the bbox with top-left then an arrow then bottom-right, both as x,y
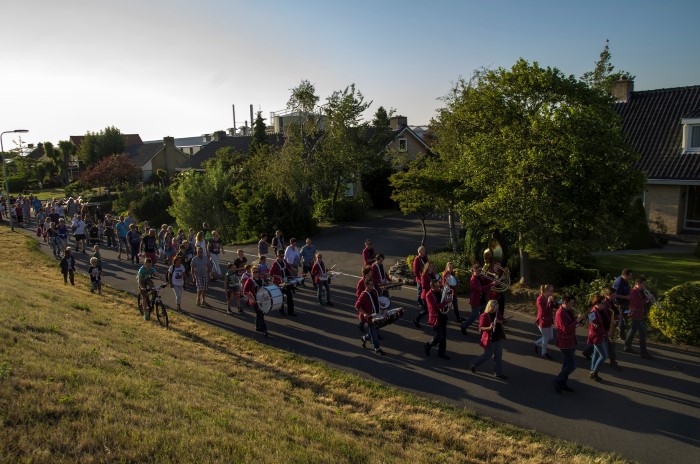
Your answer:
137,283 -> 169,328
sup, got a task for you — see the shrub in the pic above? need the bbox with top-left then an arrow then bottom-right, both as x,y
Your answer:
7,175 -> 29,193
114,185 -> 173,227
554,261 -> 601,287
238,189 -> 317,242
64,180 -> 90,198
313,193 -> 371,223
620,198 -> 655,249
649,281 -> 700,345
561,277 -> 611,308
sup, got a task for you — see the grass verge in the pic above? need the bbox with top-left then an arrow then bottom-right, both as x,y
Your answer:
594,253 -> 700,293
0,225 -> 628,463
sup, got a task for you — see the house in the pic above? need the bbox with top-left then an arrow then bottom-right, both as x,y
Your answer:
124,137 -> 189,182
613,80 -> 700,234
144,134 -> 216,157
176,132 -> 285,171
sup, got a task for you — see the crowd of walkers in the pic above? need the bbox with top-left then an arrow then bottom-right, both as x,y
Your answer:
5,192 -> 656,393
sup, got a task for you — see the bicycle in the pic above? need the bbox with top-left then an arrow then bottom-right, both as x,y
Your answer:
137,283 -> 169,328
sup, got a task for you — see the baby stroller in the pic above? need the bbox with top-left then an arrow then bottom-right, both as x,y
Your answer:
88,223 -> 100,246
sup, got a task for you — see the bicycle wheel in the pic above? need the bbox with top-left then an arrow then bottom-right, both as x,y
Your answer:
137,293 -> 144,317
155,301 -> 169,328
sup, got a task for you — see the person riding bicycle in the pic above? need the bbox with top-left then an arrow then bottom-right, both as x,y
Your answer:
137,258 -> 157,319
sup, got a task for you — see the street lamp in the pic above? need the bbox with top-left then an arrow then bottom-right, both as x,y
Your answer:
1,129 -> 29,232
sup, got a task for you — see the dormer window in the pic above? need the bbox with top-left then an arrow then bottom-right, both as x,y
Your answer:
682,117 -> 700,153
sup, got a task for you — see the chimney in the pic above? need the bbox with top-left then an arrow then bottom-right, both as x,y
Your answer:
390,115 -> 408,130
227,128 -> 236,136
163,136 -> 175,148
202,134 -> 211,142
612,78 -> 634,103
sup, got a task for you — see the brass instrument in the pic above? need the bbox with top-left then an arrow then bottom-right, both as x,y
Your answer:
482,237 -> 511,293
440,285 -> 453,314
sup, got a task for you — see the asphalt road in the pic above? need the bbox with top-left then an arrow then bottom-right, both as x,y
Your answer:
24,215 -> 700,463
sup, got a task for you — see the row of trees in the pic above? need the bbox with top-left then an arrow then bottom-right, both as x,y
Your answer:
167,81 -> 398,241
390,44 -> 644,283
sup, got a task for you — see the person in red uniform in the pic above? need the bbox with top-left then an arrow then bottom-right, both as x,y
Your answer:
269,249 -> 295,316
242,266 -> 268,337
423,279 -> 453,359
587,295 -> 609,382
470,300 -> 508,379
413,261 -> 436,328
553,294 -> 585,393
412,246 -> 428,306
361,239 -> 375,266
356,279 -> 385,356
460,264 -> 496,335
531,284 -> 555,359
624,277 -> 652,359
582,286 -> 622,370
310,252 -> 333,306
371,253 -> 392,296
441,262 -> 463,322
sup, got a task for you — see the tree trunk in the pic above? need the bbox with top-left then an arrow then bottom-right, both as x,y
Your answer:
331,177 -> 341,221
420,215 -> 427,247
518,238 -> 530,286
447,206 -> 458,253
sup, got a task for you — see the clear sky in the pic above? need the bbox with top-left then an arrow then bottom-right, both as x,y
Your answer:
1,0 -> 699,149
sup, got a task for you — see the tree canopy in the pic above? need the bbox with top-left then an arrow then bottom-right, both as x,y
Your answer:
428,59 -> 644,280
78,126 -> 126,167
79,154 -> 140,190
580,39 -> 635,93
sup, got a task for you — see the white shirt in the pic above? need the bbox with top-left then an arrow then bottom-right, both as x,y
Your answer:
284,245 -> 300,266
73,219 -> 86,235
169,264 -> 186,286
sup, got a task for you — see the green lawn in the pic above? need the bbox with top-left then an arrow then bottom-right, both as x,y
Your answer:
594,253 -> 700,293
32,188 -> 65,200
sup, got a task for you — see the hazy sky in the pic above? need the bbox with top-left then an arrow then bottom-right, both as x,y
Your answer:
1,0 -> 699,149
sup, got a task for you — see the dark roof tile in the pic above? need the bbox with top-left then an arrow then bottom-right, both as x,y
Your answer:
615,86 -> 700,181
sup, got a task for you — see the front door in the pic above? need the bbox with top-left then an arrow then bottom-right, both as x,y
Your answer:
685,185 -> 700,231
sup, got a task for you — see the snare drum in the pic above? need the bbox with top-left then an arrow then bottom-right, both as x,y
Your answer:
445,275 -> 457,287
256,285 -> 284,313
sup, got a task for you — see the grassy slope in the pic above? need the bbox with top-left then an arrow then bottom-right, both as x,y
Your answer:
0,226 -> 627,463
594,253 -> 700,293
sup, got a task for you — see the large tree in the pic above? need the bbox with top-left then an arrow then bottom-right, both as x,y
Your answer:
57,140 -> 76,186
436,59 -> 644,283
78,126 -> 126,167
79,154 -> 140,190
316,84 -> 372,219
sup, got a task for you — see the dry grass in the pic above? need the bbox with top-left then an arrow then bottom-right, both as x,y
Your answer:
0,225 -> 628,463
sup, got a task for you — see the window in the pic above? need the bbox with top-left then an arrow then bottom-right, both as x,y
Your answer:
681,118 -> 700,153
690,125 -> 700,149
398,138 -> 407,152
685,186 -> 700,230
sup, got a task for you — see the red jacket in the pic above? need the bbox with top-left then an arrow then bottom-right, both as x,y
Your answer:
587,306 -> 607,345
536,294 -> 554,328
362,246 -> 375,266
629,287 -> 648,320
413,255 -> 427,280
426,290 -> 449,327
555,307 -> 578,349
355,289 -> 380,322
242,277 -> 261,307
478,311 -> 505,348
269,259 -> 288,285
420,272 -> 435,300
371,262 -> 387,289
356,278 -> 367,298
470,274 -> 493,306
310,261 -> 328,284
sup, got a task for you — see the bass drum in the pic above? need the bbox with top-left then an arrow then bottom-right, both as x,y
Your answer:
256,285 -> 284,314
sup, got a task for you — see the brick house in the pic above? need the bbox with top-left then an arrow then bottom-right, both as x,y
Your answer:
614,80 -> 700,234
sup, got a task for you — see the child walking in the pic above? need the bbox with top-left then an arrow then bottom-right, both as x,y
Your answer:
88,257 -> 102,294
60,247 -> 76,285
